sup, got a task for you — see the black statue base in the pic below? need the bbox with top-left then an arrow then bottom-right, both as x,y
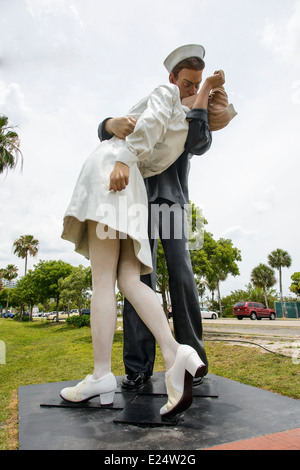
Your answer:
39,373 -> 219,426
19,372 -> 300,450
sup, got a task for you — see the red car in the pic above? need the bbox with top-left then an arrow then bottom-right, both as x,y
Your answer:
233,302 -> 276,320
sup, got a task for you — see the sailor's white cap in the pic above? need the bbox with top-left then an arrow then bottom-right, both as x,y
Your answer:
163,44 -> 206,73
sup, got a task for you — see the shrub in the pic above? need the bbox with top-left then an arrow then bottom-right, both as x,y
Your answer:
13,313 -> 30,322
65,314 -> 90,328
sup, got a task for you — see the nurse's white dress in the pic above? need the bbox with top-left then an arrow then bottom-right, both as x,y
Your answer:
61,84 -> 189,274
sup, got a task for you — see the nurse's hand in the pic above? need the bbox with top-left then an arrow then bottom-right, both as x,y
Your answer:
109,162 -> 130,191
206,70 -> 225,90
106,117 -> 136,140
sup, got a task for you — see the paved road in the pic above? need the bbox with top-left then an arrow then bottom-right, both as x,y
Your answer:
202,318 -> 300,339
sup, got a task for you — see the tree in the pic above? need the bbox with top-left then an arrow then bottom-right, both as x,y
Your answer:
59,265 -> 92,315
2,264 -> 18,313
13,234 -> 39,275
195,277 -> 206,305
251,263 -> 276,307
208,237 -> 241,315
191,232 -> 242,315
0,115 -> 23,174
289,272 -> 300,298
268,249 -> 292,300
116,290 -> 124,313
155,240 -> 169,316
32,260 -> 73,322
14,271 -> 40,321
0,288 -> 8,317
0,268 -> 4,293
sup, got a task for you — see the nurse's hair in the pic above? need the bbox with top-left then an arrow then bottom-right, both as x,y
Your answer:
171,57 -> 205,78
208,86 -> 238,131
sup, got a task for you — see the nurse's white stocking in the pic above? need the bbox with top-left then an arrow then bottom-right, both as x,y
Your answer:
88,221 -> 119,380
117,237 -> 179,370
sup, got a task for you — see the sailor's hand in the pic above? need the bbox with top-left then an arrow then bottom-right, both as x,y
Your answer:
106,117 -> 136,140
109,162 -> 130,192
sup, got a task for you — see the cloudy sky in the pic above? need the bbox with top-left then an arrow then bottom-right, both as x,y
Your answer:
1,0 -> 299,299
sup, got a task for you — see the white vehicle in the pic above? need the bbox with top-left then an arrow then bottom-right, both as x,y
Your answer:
200,307 -> 218,320
47,311 -> 79,321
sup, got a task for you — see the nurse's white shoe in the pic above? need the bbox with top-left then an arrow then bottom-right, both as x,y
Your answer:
160,345 -> 206,418
60,373 -> 117,405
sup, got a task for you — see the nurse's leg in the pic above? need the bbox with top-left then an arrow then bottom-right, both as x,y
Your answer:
88,220 -> 120,379
60,220 -> 119,404
117,236 -> 178,370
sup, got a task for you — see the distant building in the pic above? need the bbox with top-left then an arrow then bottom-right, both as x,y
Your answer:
1,278 -> 18,289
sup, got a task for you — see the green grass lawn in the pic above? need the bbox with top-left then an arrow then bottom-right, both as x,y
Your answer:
0,318 -> 299,450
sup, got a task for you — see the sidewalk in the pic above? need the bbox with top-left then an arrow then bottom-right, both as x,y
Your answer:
205,428 -> 300,450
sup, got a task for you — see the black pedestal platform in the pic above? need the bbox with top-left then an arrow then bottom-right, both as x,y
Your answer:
18,372 -> 300,450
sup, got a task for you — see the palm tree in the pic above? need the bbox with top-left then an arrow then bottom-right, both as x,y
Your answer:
0,115 -> 23,174
268,249 -> 292,300
251,263 -> 276,307
0,268 -> 4,285
2,264 -> 18,313
13,235 -> 39,275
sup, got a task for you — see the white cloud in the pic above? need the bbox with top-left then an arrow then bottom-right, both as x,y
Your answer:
252,186 -> 276,215
261,0 -> 300,63
25,0 -> 76,19
221,226 -> 257,241
0,81 -> 34,125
